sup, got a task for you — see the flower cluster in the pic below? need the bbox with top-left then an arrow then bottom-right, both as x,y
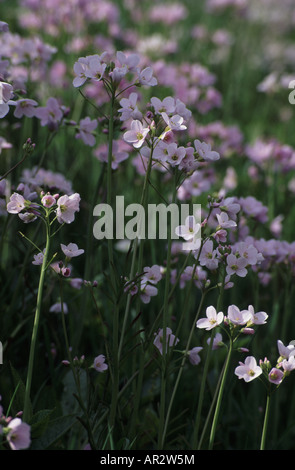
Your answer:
235,339 -> 295,385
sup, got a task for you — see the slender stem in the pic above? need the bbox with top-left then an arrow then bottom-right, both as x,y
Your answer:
260,392 -> 271,450
192,329 -> 214,449
23,213 -> 50,422
107,87 -> 120,438
157,174 -> 177,449
160,289 -> 207,449
208,337 -> 233,450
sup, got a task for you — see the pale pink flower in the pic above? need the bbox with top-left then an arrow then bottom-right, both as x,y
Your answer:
85,57 -> 106,81
143,265 -> 162,284
0,81 -> 14,118
35,97 -> 63,128
123,120 -> 150,148
166,143 -> 186,166
207,332 -> 223,350
56,193 -> 80,224
226,253 -> 248,277
194,139 -> 220,162
140,280 -> 158,304
196,306 -> 224,330
118,92 -> 142,121
72,58 -> 89,87
116,51 -> 140,72
216,211 -> 236,229
188,346 -> 203,365
7,193 -> 26,214
150,96 -> 175,115
136,66 -> 157,86
0,136 -> 12,154
76,117 -> 97,147
235,356 -> 262,382
41,194 -> 56,208
246,305 -> 268,325
268,368 -> 284,385
61,242 -> 84,258
32,249 -> 46,266
13,98 -> 38,118
93,354 -> 108,372
6,418 -> 31,450
277,340 -> 295,361
49,302 -> 68,313
153,327 -> 179,354
161,112 -> 187,131
281,355 -> 295,372
197,239 -> 219,270
227,304 -> 252,326
175,215 -> 201,242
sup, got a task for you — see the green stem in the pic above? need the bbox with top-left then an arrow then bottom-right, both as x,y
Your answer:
23,214 -> 50,422
160,289 -> 207,449
107,88 -> 120,439
157,174 -> 177,449
208,337 -> 233,450
260,392 -> 271,450
192,329 -> 215,449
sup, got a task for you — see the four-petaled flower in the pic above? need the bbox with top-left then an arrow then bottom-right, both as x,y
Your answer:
123,120 -> 150,148
56,193 -> 81,224
235,356 -> 263,382
196,306 -> 224,331
93,354 -> 108,372
61,242 -> 84,258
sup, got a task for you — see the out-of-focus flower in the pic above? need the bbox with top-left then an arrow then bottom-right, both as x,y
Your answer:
76,116 -> 97,147
6,418 -> 31,450
49,302 -> 68,314
235,356 -> 262,382
13,98 -> 38,118
194,139 -> 220,162
153,327 -> 179,354
216,211 -> 236,229
35,97 -> 63,129
188,346 -> 203,365
0,136 -> 12,154
136,66 -> 157,86
207,332 -> 223,350
142,265 -> 162,284
0,81 -> 14,118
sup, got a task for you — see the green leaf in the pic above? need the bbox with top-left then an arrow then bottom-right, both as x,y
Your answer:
30,409 -> 55,439
30,414 -> 77,450
9,362 -> 32,419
